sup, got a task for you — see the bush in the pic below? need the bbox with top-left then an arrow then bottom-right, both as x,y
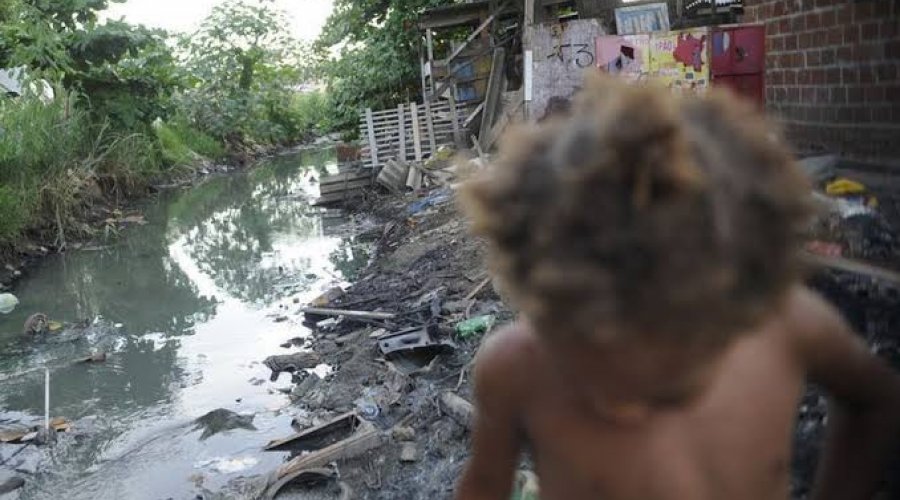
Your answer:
0,185 -> 29,243
155,120 -> 226,166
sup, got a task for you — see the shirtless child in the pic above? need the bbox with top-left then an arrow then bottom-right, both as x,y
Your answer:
455,76 -> 900,500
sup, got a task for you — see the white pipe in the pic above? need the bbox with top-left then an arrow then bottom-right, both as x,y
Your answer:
44,368 -> 50,431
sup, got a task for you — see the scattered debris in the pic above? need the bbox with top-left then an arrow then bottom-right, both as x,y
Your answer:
378,328 -> 456,374
265,412 -> 365,452
391,426 -> 416,442
193,409 -> 256,441
439,392 -> 474,431
825,178 -> 866,196
270,425 -> 386,487
0,292 -> 17,314
399,442 -> 418,463
310,287 -> 346,307
262,467 -> 350,500
455,315 -> 496,338
263,352 -> 322,381
78,353 -> 107,363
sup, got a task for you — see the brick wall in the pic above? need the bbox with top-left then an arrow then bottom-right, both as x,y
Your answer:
742,0 -> 900,165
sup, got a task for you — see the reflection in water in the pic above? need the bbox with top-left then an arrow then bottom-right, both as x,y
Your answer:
0,148 -> 358,500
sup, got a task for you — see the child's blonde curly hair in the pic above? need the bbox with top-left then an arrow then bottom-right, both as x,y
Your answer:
461,75 -> 812,345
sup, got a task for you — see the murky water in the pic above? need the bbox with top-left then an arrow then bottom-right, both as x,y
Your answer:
0,148 -> 370,499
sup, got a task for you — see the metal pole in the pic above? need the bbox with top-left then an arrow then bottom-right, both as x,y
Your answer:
44,368 -> 50,431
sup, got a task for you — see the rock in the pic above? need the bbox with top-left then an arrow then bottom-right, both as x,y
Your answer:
263,352 -> 322,381
400,442 -> 418,463
392,426 -> 416,442
193,409 -> 256,440
317,340 -> 339,356
290,373 -> 321,400
0,475 -> 25,494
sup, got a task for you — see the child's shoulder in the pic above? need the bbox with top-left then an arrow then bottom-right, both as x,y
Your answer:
473,322 -> 543,400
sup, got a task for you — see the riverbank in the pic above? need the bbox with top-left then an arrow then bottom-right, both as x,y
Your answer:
0,137 -> 340,293
257,176 -> 900,499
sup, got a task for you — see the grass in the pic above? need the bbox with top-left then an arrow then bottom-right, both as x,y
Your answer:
155,119 -> 227,166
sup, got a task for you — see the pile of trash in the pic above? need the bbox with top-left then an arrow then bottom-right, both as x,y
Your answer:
246,185 -> 517,499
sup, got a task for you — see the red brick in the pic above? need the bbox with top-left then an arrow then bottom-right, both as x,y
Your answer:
881,18 -> 899,39
811,69 -> 826,85
771,1 -> 787,17
842,67 -> 859,84
852,106 -> 872,122
873,0 -> 893,18
816,87 -> 830,103
802,87 -> 815,102
855,44 -> 884,63
860,66 -> 876,84
873,106 -> 892,123
779,18 -> 791,35
821,48 -> 836,66
820,106 -> 835,122
792,53 -> 805,67
806,50 -> 822,67
798,69 -> 811,85
854,2 -> 876,21
826,67 -> 841,84
744,5 -> 758,23
814,29 -> 829,47
826,27 -> 843,46
837,107 -> 853,122
864,85 -> 885,103
767,86 -> 776,102
805,12 -> 821,30
887,85 -> 900,101
771,36 -> 784,52
770,70 -> 784,85
835,4 -> 852,24
799,32 -> 814,49
837,45 -> 853,63
820,8 -> 836,28
862,22 -> 880,40
785,70 -> 797,85
843,24 -> 860,45
887,41 -> 900,59
775,86 -> 788,102
877,63 -> 899,83
830,87 -> 847,104
788,87 -> 800,102
785,34 -> 798,51
768,19 -> 781,36
847,86 -> 864,103
791,14 -> 805,32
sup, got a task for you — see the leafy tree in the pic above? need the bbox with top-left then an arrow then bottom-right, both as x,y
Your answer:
178,0 -> 316,145
317,0 -> 454,133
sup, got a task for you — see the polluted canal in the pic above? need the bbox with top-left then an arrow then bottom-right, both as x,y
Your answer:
0,148 -> 372,499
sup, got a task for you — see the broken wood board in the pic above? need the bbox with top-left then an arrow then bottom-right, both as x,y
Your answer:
299,307 -> 396,321
377,160 -> 410,194
265,412 -> 364,452
272,427 -> 386,483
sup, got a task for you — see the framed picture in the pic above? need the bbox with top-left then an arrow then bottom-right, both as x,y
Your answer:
615,3 -> 670,35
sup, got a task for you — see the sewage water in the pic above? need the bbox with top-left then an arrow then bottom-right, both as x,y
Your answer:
0,148 -> 369,499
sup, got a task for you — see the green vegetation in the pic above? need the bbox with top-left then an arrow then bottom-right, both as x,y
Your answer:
0,0 -> 324,250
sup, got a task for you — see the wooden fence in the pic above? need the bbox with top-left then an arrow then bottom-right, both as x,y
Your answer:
359,100 -> 470,169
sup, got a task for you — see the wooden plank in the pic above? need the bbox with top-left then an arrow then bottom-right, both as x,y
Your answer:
299,307 -> 396,320
411,103 -> 423,162
464,102 -> 485,128
397,104 -> 407,161
320,172 -> 371,185
319,179 -> 373,195
479,47 -> 506,151
365,108 -> 379,167
424,98 -> 437,156
443,1 -> 508,66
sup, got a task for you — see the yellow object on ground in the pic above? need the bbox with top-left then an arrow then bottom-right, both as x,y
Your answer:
48,321 -> 63,332
826,178 -> 866,196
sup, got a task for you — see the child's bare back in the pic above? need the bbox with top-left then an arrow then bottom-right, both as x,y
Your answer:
455,77 -> 900,500
460,287 -> 899,500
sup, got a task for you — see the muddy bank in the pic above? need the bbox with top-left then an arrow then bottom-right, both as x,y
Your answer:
266,179 -> 900,499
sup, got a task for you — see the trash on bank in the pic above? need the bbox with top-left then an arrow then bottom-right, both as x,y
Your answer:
192,409 -> 256,441
310,287 -> 346,308
0,292 -> 18,314
825,177 -> 866,196
78,353 -> 107,364
265,411 -> 365,452
455,315 -> 496,338
378,327 -> 456,374
439,391 -> 474,431
399,442 -> 418,463
0,417 -> 71,444
262,467 -> 350,500
300,306 -> 396,323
